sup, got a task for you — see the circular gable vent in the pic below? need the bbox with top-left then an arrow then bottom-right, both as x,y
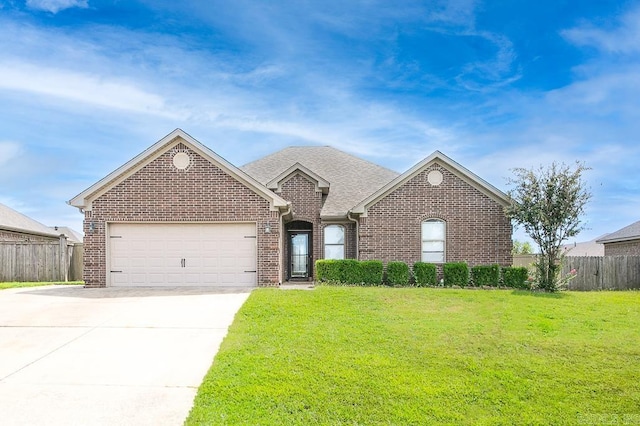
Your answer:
172,152 -> 191,170
427,170 -> 443,186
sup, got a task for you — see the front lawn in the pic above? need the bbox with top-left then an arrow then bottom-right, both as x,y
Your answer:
186,288 -> 640,425
0,281 -> 83,290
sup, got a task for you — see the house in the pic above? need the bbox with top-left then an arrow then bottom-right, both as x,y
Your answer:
0,203 -> 81,282
561,237 -> 605,257
69,129 -> 512,288
51,226 -> 84,244
596,221 -> 640,256
0,202 -> 62,242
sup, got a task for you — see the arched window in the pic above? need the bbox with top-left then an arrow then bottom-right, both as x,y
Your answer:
324,225 -> 345,260
421,219 -> 445,263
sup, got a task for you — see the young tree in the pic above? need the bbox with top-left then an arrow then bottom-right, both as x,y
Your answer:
505,162 -> 591,291
512,240 -> 533,255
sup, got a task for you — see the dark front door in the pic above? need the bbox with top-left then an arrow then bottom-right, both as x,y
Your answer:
290,232 -> 311,279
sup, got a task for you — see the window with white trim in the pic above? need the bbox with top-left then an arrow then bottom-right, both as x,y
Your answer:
421,219 -> 445,263
324,225 -> 345,259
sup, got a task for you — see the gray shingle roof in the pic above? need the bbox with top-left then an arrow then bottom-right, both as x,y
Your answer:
241,146 -> 399,218
51,226 -> 83,244
0,203 -> 61,238
561,238 -> 605,256
597,221 -> 640,244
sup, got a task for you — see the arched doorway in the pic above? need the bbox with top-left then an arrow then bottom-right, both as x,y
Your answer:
285,220 -> 313,280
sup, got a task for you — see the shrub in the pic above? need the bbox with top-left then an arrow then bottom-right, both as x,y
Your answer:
502,266 -> 530,289
316,259 -> 383,285
340,259 -> 362,284
413,262 -> 437,287
443,262 -> 469,287
471,264 -> 501,287
386,261 -> 410,286
316,259 -> 340,283
360,260 -> 383,286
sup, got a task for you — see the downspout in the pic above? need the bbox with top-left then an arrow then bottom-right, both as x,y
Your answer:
347,211 -> 359,260
279,203 -> 292,285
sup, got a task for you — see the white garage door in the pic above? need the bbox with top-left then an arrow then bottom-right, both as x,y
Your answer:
108,223 -> 257,287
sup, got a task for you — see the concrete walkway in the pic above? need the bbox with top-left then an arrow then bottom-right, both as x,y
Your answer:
0,285 -> 251,426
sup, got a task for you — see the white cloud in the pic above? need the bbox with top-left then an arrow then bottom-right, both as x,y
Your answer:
545,68 -> 640,119
26,0 -> 88,14
562,5 -> 640,54
0,61 -> 184,119
0,141 -> 22,167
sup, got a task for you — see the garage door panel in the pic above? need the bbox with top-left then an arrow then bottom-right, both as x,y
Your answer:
109,223 -> 257,287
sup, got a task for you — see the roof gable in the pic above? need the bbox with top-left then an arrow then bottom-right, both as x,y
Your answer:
267,163 -> 330,194
69,129 -> 289,211
0,203 -> 61,238
242,146 -> 399,218
351,150 -> 509,215
596,220 -> 640,244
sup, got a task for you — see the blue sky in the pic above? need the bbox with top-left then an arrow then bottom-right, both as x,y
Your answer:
1,0 -> 639,245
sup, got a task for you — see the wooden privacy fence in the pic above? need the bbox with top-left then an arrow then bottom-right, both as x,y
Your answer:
562,256 -> 640,291
0,240 -> 83,282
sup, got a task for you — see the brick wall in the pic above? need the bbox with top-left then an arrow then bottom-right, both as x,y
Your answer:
604,240 -> 640,256
83,142 -> 280,287
0,230 -> 59,242
358,164 -> 512,270
279,173 -> 322,279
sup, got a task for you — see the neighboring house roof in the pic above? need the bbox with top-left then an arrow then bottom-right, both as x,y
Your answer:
0,203 -> 61,239
596,220 -> 640,244
51,226 -> 83,244
241,146 -> 399,218
69,129 -> 289,211
561,237 -> 605,257
351,150 -> 510,215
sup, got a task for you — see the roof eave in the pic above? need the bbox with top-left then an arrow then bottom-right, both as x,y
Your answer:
0,225 -> 61,239
68,129 -> 288,211
266,162 -> 331,194
319,213 -> 349,221
352,150 -> 509,214
597,236 -> 640,244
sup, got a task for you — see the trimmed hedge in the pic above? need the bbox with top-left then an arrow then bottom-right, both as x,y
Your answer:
471,264 -> 501,287
340,259 -> 361,284
316,259 -> 341,282
315,259 -> 383,285
361,260 -> 384,286
317,259 -> 532,291
443,262 -> 469,287
386,261 -> 410,286
502,266 -> 530,289
413,262 -> 437,287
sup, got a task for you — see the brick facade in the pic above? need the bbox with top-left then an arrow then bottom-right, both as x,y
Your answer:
83,143 -> 280,287
77,133 -> 513,287
603,240 -> 640,256
279,173 -> 322,279
358,164 -> 512,270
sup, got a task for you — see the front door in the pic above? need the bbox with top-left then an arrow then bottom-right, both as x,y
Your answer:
290,232 -> 311,279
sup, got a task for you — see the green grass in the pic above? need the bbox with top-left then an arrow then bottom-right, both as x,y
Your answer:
0,281 -> 83,290
186,288 -> 640,425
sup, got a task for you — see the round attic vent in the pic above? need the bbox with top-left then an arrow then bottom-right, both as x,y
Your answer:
172,152 -> 191,170
427,170 -> 443,186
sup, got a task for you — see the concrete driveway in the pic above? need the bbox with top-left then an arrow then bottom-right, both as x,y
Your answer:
0,285 -> 251,426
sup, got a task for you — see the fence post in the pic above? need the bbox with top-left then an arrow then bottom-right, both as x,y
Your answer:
59,235 -> 68,282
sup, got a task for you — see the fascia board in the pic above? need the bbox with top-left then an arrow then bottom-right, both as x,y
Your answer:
68,129 -> 288,211
266,163 -> 330,193
597,236 -> 640,244
0,225 -> 61,239
351,150 -> 509,215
